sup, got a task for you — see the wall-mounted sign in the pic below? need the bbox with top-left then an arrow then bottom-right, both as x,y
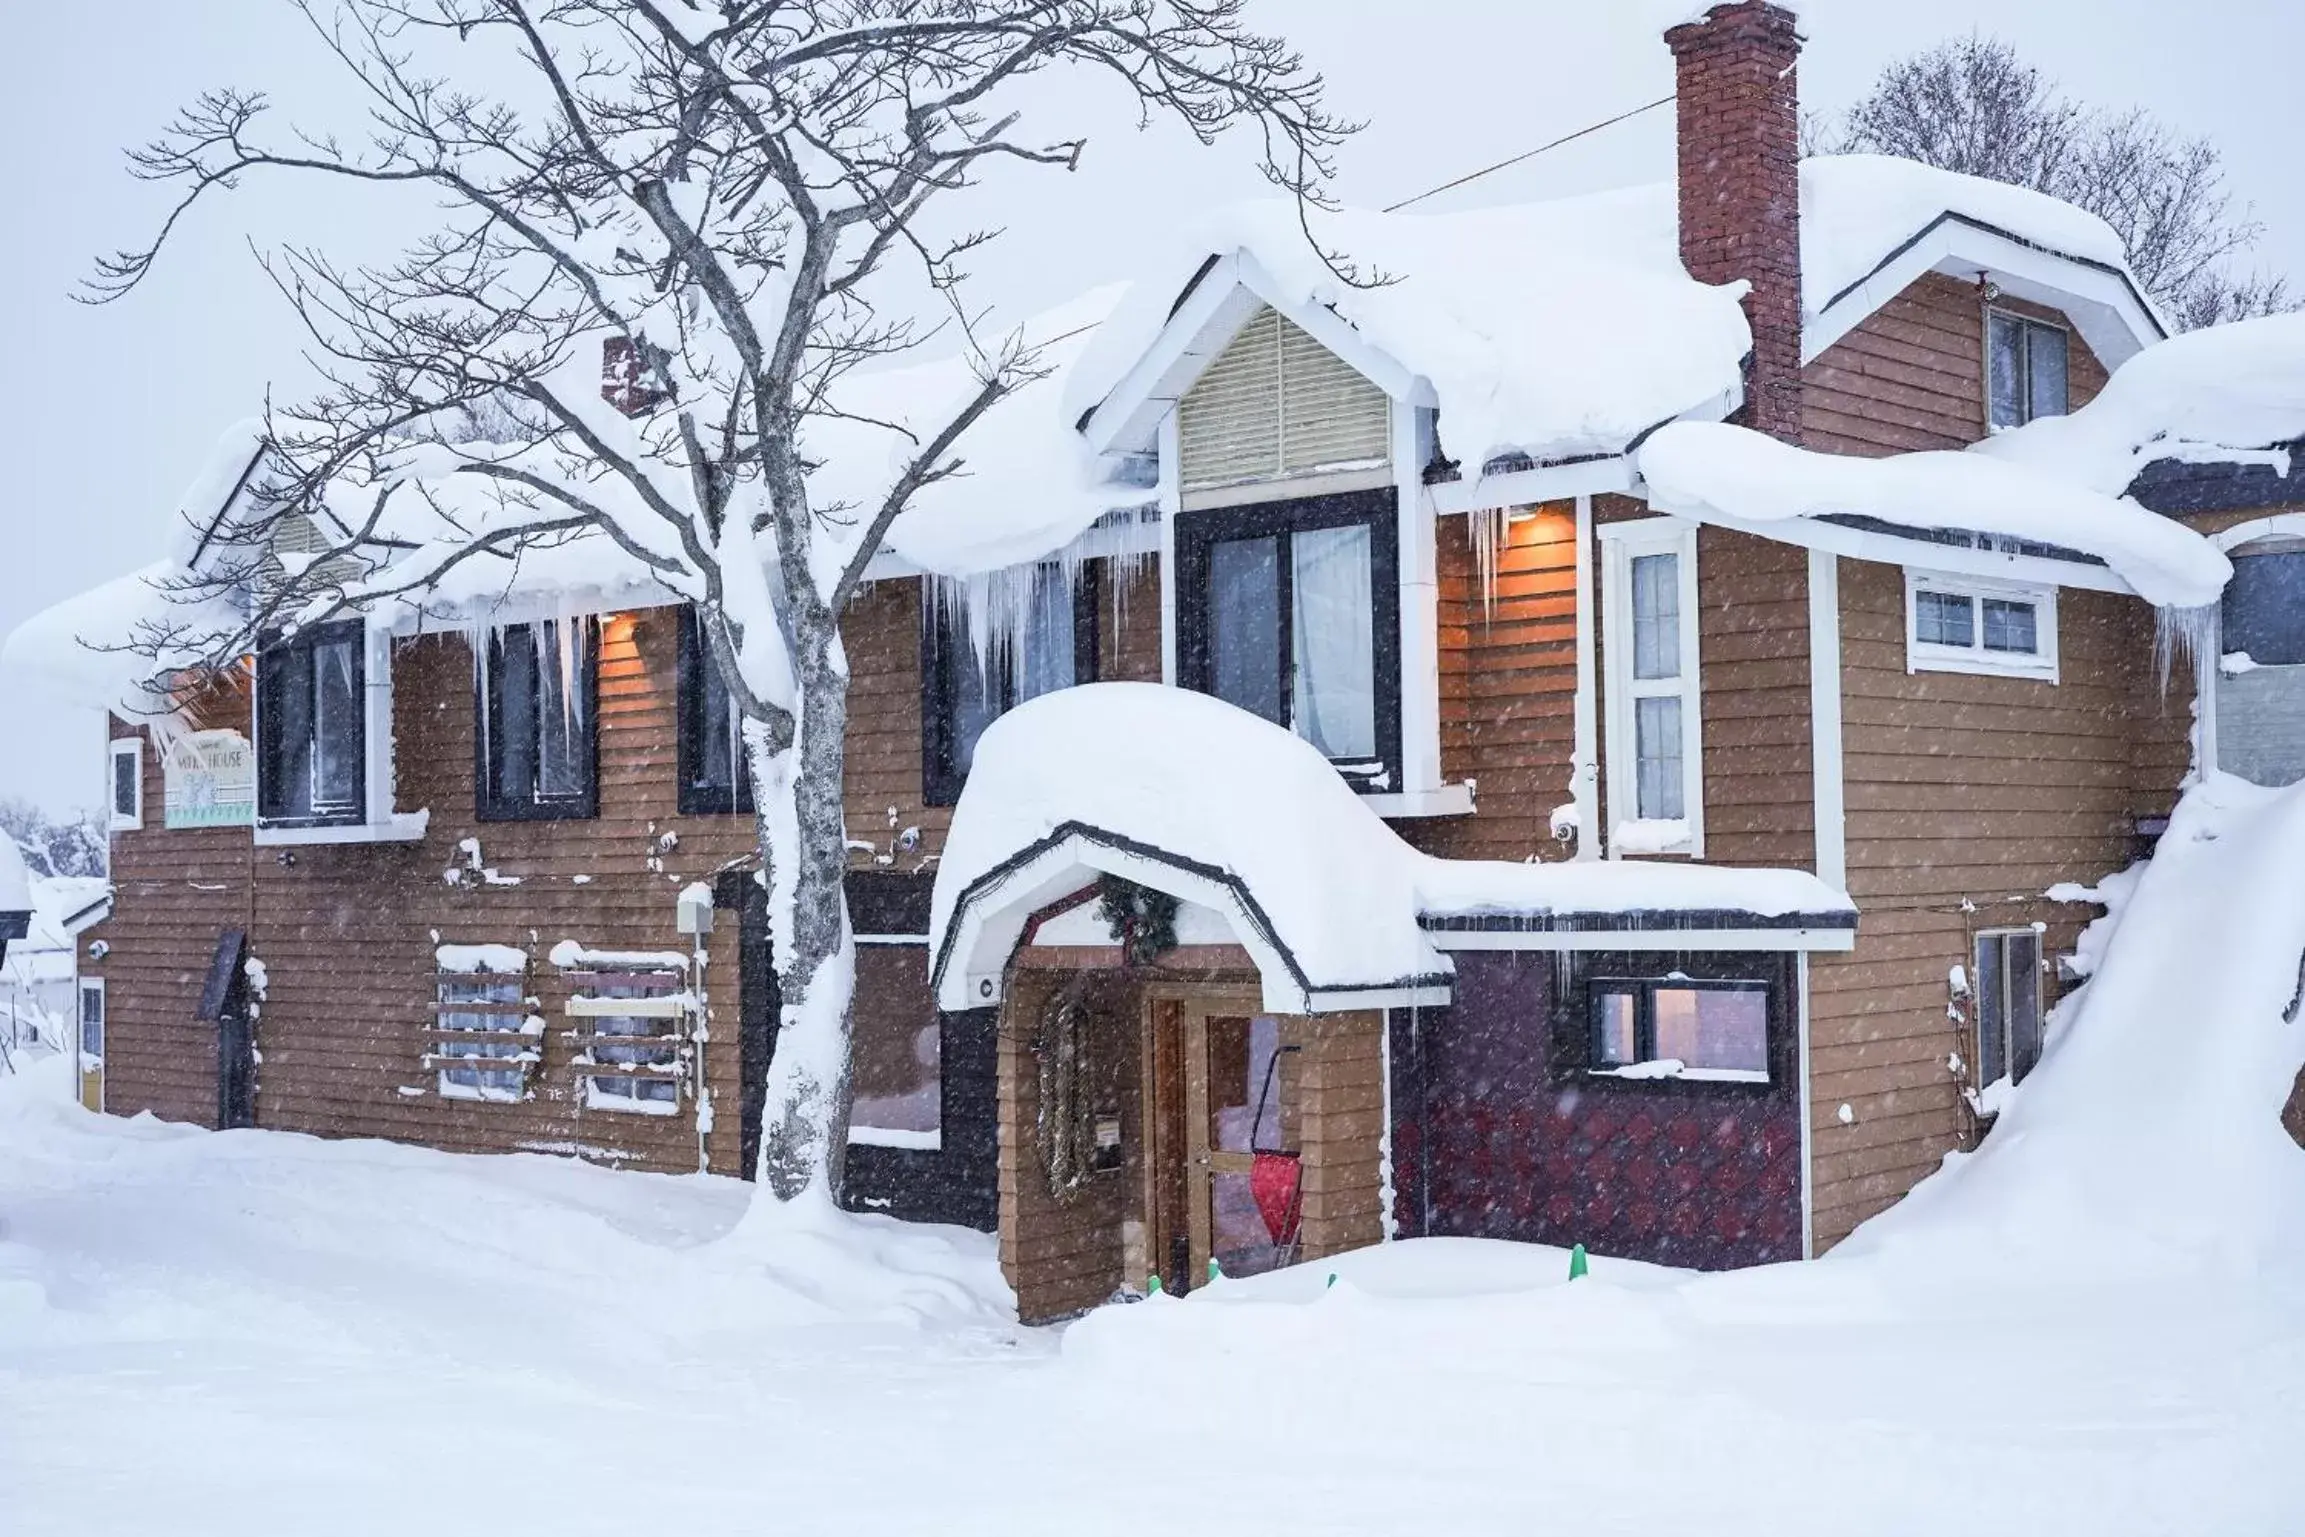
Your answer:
163,729 -> 255,829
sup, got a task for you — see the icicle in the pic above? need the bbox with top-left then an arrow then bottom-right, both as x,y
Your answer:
2154,602 -> 2219,701
1467,507 -> 1509,625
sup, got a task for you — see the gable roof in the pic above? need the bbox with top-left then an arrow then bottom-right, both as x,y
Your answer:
1075,156 -> 2165,485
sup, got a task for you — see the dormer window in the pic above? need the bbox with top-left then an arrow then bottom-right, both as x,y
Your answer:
1987,310 -> 2069,429
1176,489 -> 1401,790
256,620 -> 367,828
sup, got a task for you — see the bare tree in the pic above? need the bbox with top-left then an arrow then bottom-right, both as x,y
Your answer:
0,800 -> 107,882
91,0 -> 1350,1202
1830,34 -> 2290,329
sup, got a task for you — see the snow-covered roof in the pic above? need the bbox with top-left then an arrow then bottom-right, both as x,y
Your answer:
929,684 -> 1853,1014
0,839 -> 29,921
8,876 -> 111,963
1638,421 -> 2233,609
1075,156 -> 2159,480
1072,191 -> 1753,474
1977,312 -> 2305,499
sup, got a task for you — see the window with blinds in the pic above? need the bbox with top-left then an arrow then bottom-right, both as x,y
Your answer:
1177,307 -> 1390,491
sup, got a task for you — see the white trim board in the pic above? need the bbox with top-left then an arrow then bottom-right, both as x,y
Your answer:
1425,927 -> 1856,954
1808,549 -> 1846,894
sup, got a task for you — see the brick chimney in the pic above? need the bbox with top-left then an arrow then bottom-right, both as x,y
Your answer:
1666,2 -> 1804,444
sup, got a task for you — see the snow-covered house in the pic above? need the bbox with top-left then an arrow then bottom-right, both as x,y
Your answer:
6,1 -> 2258,1320
0,875 -> 112,1098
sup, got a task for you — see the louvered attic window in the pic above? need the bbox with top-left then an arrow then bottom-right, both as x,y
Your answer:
1177,307 -> 1391,492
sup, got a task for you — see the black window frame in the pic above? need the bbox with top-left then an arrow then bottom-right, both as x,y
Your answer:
475,618 -> 601,823
1174,488 -> 1402,794
255,618 -> 369,830
1550,951 -> 1792,1093
1972,927 -> 2045,1090
1987,309 -> 2072,429
920,563 -> 1102,809
677,606 -> 754,817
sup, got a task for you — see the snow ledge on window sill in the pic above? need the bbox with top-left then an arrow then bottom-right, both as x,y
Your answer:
1588,1064 -> 1769,1085
254,810 -> 431,847
848,1126 -> 943,1151
1363,783 -> 1476,820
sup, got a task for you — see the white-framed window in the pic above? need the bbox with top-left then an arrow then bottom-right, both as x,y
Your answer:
77,977 -> 106,1113
1588,975 -> 1770,1084
565,965 -> 687,1115
1987,309 -> 2070,429
433,959 -> 536,1102
1971,927 -> 2045,1093
1601,518 -> 1704,857
107,738 -> 143,832
1905,571 -> 2059,681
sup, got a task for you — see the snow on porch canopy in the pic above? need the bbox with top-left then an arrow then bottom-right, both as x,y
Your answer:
927,683 -> 1855,1016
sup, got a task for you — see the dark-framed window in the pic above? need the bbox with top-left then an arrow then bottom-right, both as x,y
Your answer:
476,618 -> 599,821
921,563 -> 1100,808
1987,310 -> 2070,428
1175,488 -> 1401,792
678,606 -> 753,817
1972,928 -> 2044,1090
256,619 -> 366,828
1546,952 -> 1790,1089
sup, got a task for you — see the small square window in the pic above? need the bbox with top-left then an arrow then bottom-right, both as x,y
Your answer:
1913,590 -> 1975,648
1907,575 -> 2057,681
1981,598 -> 2038,654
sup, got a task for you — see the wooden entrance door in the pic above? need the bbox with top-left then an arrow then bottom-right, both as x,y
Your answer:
1153,998 -> 1295,1288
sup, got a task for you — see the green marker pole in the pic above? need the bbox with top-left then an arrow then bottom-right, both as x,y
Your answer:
1568,1243 -> 1589,1281
1147,1273 -> 1163,1295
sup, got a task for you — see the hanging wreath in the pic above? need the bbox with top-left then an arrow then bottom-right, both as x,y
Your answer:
1036,984 -> 1099,1204
1096,875 -> 1180,967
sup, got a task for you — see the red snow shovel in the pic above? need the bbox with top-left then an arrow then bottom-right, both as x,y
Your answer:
1248,1047 -> 1303,1250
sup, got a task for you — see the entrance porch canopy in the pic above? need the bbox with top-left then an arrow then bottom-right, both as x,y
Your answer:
928,684 -> 1857,1017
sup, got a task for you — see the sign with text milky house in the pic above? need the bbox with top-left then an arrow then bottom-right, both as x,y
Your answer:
163,730 -> 255,829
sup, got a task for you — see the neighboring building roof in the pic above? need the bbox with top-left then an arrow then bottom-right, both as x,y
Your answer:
1979,312 -> 2305,514
929,683 -> 1854,1014
1639,421 -> 2233,608
0,839 -> 29,930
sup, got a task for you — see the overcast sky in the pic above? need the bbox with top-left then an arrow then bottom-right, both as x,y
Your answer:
3,0 -> 2299,815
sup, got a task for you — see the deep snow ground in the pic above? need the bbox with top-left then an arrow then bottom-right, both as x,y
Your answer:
3,1055 -> 2299,1537
9,775 -> 2305,1536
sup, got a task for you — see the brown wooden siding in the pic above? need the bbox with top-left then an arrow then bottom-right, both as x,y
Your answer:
1695,528 -> 1815,870
85,694 -> 256,1129
1809,565 -> 2160,1248
844,560 -> 1162,872
1804,272 -> 2109,457
1290,1010 -> 1385,1259
1409,506 -> 1580,862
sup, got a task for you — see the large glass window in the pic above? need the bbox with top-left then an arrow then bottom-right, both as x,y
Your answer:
849,941 -> 941,1148
1180,490 -> 1398,789
1988,311 -> 2071,429
1588,977 -> 1770,1081
2220,550 -> 2305,668
677,607 -> 754,817
479,618 -> 598,821
256,620 -> 366,827
922,563 -> 1096,806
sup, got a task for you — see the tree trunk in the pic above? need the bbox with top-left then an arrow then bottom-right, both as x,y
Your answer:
749,638 -> 857,1201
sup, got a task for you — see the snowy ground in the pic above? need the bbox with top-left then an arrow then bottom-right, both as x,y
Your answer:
8,779 -> 2305,1535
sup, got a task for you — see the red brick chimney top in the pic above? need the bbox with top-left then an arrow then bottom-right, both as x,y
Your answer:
1666,2 -> 1805,444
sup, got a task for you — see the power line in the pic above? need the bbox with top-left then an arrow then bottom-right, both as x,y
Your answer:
1381,93 -> 1676,215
